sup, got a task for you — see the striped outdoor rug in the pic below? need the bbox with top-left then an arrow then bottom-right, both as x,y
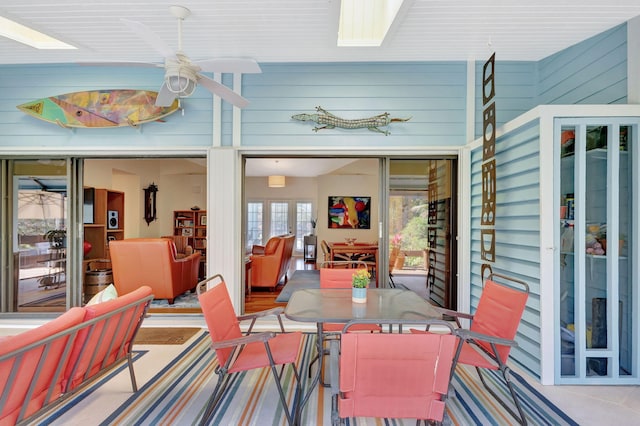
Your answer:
44,331 -> 577,425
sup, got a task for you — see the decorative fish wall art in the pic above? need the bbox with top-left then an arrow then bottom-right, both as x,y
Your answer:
292,106 -> 411,135
16,89 -> 179,128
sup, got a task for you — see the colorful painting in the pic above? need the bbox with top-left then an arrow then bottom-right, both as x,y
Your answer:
328,196 -> 371,229
16,90 -> 179,128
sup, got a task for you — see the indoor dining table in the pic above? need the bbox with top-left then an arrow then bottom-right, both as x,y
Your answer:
327,241 -> 379,286
284,287 -> 441,416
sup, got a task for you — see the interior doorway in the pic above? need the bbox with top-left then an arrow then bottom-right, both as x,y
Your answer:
242,155 -> 458,312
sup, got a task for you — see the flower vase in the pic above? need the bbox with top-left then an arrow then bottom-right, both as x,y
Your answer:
352,287 -> 367,303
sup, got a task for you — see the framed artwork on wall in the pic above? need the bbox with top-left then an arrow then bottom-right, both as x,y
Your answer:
328,196 -> 371,229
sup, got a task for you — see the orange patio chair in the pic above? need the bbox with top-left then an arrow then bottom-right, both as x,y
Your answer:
197,274 -> 303,425
329,319 -> 458,425
415,272 -> 530,425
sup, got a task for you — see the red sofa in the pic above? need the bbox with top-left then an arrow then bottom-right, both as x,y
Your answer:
0,286 -> 153,425
109,238 -> 201,304
250,234 -> 295,290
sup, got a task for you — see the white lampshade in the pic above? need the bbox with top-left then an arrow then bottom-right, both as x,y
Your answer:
268,175 -> 286,188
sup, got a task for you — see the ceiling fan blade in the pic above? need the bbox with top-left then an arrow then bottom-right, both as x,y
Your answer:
155,83 -> 178,107
78,61 -> 162,68
195,58 -> 262,74
121,18 -> 176,59
197,74 -> 250,108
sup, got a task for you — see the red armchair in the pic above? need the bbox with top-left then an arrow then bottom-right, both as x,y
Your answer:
109,238 -> 201,304
249,234 -> 295,290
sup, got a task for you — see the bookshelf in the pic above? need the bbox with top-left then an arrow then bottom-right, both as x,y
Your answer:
173,209 -> 207,261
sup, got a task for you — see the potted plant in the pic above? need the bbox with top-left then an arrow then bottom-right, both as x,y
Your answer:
44,229 -> 67,248
391,233 -> 405,269
351,268 -> 370,303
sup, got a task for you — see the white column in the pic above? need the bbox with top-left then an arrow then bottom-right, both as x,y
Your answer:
207,148 -> 241,311
466,58 -> 476,142
628,16 -> 640,103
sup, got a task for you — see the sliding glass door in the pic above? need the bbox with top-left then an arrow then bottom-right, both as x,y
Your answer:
388,159 -> 457,309
9,160 -> 70,312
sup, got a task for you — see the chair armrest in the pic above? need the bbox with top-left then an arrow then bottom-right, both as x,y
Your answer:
252,245 -> 266,255
173,252 -> 200,263
237,307 -> 284,321
210,331 -> 276,350
457,329 -> 519,348
433,305 -> 473,320
238,307 -> 286,333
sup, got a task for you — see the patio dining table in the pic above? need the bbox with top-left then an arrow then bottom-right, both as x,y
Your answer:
284,287 -> 441,416
327,241 -> 379,286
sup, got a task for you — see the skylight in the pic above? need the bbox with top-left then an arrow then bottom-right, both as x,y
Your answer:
338,0 -> 404,47
0,16 -> 76,49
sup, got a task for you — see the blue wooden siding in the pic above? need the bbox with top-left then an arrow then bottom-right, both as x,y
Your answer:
474,61 -> 537,139
242,62 -> 468,147
0,65 -> 214,148
469,119 -> 543,378
537,23 -> 628,105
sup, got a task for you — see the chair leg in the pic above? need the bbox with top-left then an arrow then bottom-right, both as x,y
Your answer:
126,352 -> 138,392
199,372 -> 231,425
475,366 -> 527,425
265,344 -> 301,426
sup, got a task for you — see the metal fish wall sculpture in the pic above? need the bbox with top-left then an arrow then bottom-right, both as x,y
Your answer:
17,89 -> 179,128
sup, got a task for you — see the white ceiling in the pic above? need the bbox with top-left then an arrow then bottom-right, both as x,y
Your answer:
1,0 -> 640,65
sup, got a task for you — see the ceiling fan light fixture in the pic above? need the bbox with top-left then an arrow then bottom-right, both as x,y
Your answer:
165,64 -> 197,97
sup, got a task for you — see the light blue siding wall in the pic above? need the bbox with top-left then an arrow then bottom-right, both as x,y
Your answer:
537,24 -> 628,105
0,65 -> 215,148
474,61 -> 537,139
1,62 -> 471,149
242,62 -> 468,147
469,120 -> 543,378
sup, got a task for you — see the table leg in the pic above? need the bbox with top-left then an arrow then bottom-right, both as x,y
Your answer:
298,322 -> 324,415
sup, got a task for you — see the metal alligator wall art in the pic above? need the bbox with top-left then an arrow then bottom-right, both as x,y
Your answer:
292,106 -> 410,135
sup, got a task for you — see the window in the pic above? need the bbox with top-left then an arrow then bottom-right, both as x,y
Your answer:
295,202 -> 314,251
246,202 -> 263,252
245,199 -> 314,255
270,202 -> 289,236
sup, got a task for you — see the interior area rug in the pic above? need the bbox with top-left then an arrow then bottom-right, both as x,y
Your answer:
135,327 -> 202,345
82,331 -> 577,426
149,291 -> 200,310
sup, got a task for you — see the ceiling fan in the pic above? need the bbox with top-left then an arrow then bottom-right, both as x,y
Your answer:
116,5 -> 261,108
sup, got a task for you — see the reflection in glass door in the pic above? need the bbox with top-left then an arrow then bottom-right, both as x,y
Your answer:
13,160 -> 68,312
388,159 -> 457,309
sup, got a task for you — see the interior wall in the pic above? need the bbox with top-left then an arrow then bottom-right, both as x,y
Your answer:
316,159 -> 379,246
112,172 -> 140,238
84,159 -> 206,238
245,176 -> 319,201
244,158 -> 379,245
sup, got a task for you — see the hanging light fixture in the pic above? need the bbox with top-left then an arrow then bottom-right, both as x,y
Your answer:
268,175 -> 286,188
268,160 -> 286,187
164,61 -> 198,97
